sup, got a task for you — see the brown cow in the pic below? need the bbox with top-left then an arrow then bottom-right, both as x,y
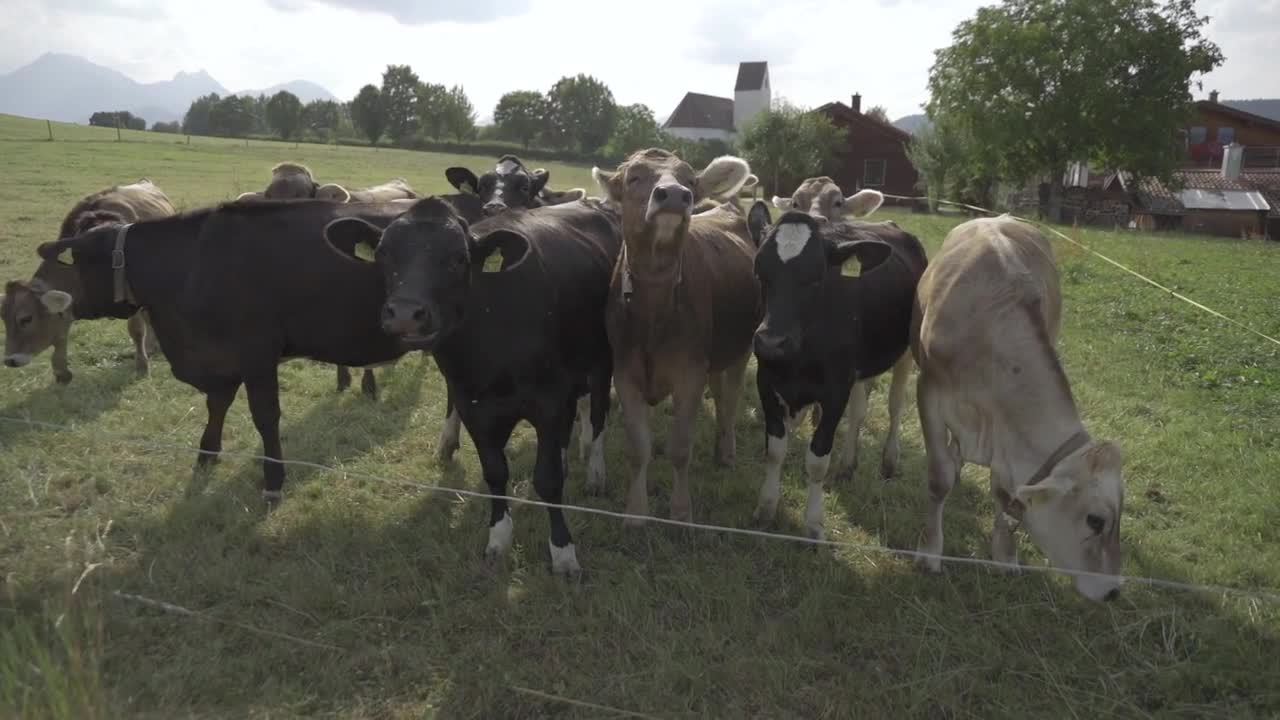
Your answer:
772,176 -> 884,221
3,179 -> 174,383
591,149 -> 759,523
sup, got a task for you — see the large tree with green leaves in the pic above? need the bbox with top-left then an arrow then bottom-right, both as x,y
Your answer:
493,90 -> 547,149
928,0 -> 1222,221
415,82 -> 449,140
300,99 -> 341,138
442,85 -> 477,141
351,84 -> 386,146
265,90 -> 303,140
604,103 -> 661,160
381,64 -> 421,144
737,101 -> 845,196
545,74 -> 618,153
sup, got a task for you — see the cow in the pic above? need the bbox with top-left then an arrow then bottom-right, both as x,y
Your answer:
590,148 -> 759,525
314,179 -> 418,204
692,173 -> 760,216
445,155 -> 586,217
772,176 -> 884,222
34,199 -> 422,505
322,197 -> 623,575
3,179 -> 175,383
911,215 -> 1124,601
749,204 -> 927,539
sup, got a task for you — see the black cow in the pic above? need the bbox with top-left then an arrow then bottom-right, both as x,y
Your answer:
35,199 -> 420,504
445,155 -> 586,217
323,197 -> 622,575
749,204 -> 928,539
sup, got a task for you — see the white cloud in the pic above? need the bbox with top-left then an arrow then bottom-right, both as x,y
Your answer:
0,0 -> 1274,124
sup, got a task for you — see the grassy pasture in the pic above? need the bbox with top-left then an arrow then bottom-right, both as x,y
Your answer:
2,112 -> 1280,718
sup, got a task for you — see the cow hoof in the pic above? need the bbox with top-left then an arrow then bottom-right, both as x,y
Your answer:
195,452 -> 220,469
804,524 -> 825,542
880,458 -> 898,479
54,371 -> 73,385
914,550 -> 943,575
548,542 -> 581,577
483,547 -> 507,572
361,375 -> 377,400
583,479 -> 605,497
752,501 -> 778,527
262,489 -> 283,510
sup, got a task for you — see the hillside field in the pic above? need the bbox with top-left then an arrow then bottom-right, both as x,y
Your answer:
2,113 -> 1280,718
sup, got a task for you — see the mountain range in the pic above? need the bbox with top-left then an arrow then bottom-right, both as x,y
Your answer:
0,53 -> 337,127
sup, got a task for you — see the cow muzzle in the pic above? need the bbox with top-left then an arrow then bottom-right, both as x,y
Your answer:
382,300 -> 429,336
647,183 -> 693,219
483,200 -> 508,216
753,333 -> 798,365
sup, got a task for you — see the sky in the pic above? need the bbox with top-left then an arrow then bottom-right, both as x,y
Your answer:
0,0 -> 1276,123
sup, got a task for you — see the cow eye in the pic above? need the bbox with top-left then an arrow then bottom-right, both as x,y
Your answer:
1086,514 -> 1106,535
19,315 -> 33,327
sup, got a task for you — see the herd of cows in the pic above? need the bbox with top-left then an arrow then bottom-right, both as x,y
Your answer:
0,149 -> 1125,602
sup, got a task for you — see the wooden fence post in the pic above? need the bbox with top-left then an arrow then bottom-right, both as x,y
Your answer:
116,117 -> 122,142
47,119 -> 53,141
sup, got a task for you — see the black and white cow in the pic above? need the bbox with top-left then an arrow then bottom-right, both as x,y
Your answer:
749,204 -> 928,539
323,197 -> 622,575
445,155 -> 586,217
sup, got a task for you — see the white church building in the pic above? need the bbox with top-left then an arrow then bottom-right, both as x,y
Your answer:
663,62 -> 771,142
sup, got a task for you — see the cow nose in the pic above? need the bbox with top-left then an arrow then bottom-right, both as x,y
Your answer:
381,302 -> 427,336
1103,587 -> 1120,602
483,201 -> 507,216
753,333 -> 794,362
651,184 -> 693,212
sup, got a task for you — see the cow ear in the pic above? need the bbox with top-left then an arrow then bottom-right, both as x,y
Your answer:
844,189 -> 884,217
747,201 -> 772,248
771,196 -> 794,211
40,290 -> 73,314
827,238 -> 893,278
742,174 -> 759,191
529,169 -> 550,197
236,191 -> 264,201
323,217 -> 383,262
315,184 -> 352,203
37,240 -> 76,265
592,166 -> 622,202
695,155 -> 751,201
1014,473 -> 1076,508
470,229 -> 531,274
543,188 -> 586,205
446,167 -> 480,195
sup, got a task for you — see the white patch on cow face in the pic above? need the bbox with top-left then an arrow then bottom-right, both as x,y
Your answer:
774,222 -> 812,262
549,541 -> 581,575
496,159 -> 520,175
486,511 -> 514,556
3,353 -> 33,367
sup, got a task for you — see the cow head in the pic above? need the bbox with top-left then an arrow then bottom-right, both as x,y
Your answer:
263,162 -> 318,199
445,155 -> 555,216
752,212 -> 893,366
592,148 -> 752,247
323,197 -> 530,350
772,177 -> 884,221
1014,441 -> 1125,601
34,221 -> 136,321
2,279 -> 74,368
314,184 -> 353,203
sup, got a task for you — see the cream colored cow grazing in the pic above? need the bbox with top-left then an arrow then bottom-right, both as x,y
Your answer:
911,215 -> 1124,601
773,176 -> 884,221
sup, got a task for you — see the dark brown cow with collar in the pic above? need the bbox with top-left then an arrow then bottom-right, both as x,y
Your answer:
591,149 -> 760,524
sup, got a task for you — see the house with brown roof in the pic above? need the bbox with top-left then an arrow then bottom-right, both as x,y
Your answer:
812,94 -> 919,199
663,62 -> 770,142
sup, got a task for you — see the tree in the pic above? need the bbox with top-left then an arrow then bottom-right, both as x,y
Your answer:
151,121 -> 181,133
89,111 -> 145,131
208,95 -> 258,137
737,100 -> 845,196
545,74 -> 618,153
351,84 -> 386,146
415,82 -> 449,139
381,64 -> 421,143
928,0 -> 1222,222
493,90 -> 547,149
865,105 -> 891,124
906,113 -> 965,209
300,99 -> 341,138
266,90 -> 303,140
605,104 -> 661,159
442,85 -> 477,141
183,93 -> 220,135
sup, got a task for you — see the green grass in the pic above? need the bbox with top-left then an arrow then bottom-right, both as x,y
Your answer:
2,113 -> 1280,718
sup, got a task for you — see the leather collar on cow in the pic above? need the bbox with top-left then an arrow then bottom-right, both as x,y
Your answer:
997,428 -> 1092,523
619,242 -> 683,303
112,223 -> 138,305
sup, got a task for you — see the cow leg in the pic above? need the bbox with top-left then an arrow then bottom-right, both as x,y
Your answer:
880,351 -> 912,478
127,311 -> 150,377
245,371 -> 286,507
142,309 -> 161,356
835,381 -> 872,483
711,353 -> 750,468
534,409 -> 580,576
667,370 -> 708,523
51,328 -> 73,385
576,396 -> 592,462
437,387 -> 462,462
335,366 -> 352,393
804,390 -> 852,540
470,414 -> 519,566
583,368 -> 611,495
197,381 -> 240,468
754,371 -> 789,525
615,378 -> 652,527
990,470 -> 1019,571
915,374 -> 960,573
360,369 -> 377,400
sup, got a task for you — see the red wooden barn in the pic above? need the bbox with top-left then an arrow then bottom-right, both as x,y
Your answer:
813,94 -> 919,200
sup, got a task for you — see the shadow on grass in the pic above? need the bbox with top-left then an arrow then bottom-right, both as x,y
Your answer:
0,363 -> 140,447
